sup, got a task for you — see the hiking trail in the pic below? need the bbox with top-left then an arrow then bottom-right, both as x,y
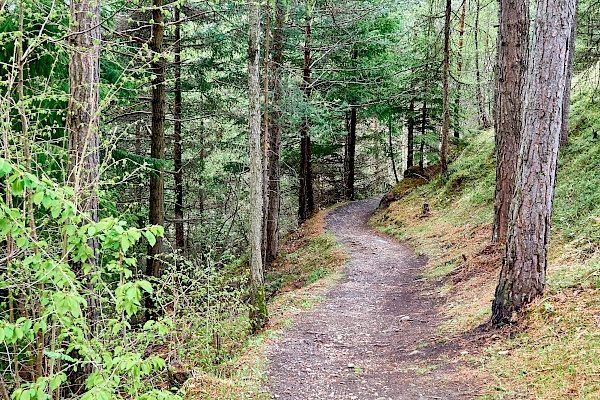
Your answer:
266,197 -> 483,399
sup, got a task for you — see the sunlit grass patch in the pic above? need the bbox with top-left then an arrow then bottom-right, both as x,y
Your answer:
479,288 -> 600,399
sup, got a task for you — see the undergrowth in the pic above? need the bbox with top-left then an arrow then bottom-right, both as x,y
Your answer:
371,76 -> 600,398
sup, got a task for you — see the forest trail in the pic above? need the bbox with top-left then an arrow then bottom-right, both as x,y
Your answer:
266,197 -> 482,399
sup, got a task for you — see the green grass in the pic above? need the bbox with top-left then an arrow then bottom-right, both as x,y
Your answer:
265,230 -> 347,294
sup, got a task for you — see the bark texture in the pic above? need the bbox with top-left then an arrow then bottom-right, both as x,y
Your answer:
419,101 -> 427,171
388,116 -> 399,184
343,47 -> 359,200
440,0 -> 451,174
248,0 -> 268,332
298,14 -> 314,224
455,2 -> 466,137
66,0 -> 101,389
174,5 -> 184,252
146,0 -> 165,317
492,0 -> 529,242
344,106 -> 357,200
492,0 -> 576,325
266,0 -> 285,262
406,100 -> 414,169
474,0 -> 492,129
67,0 -> 101,239
67,0 -> 101,324
560,0 -> 578,147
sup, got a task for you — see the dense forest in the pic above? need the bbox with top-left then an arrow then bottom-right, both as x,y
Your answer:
0,0 -> 599,397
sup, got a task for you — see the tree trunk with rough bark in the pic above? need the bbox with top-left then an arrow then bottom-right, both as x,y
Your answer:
344,106 -> 357,200
419,101 -> 427,172
389,115 -> 399,184
407,100 -> 414,169
440,0 -> 451,174
174,5 -> 184,252
262,1 -> 270,265
475,0 -> 492,129
66,0 -> 101,389
265,0 -> 284,262
492,0 -> 529,242
298,12 -> 314,224
344,48 -> 359,200
248,0 -> 268,332
560,0 -> 578,147
491,0 -> 576,326
146,0 -> 165,318
455,1 -> 466,138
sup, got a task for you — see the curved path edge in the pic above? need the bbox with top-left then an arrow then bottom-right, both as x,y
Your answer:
265,197 -> 481,399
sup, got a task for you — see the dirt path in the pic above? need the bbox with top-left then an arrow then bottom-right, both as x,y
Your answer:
266,198 -> 482,399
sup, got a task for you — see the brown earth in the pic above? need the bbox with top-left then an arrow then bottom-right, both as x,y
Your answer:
265,197 -> 485,399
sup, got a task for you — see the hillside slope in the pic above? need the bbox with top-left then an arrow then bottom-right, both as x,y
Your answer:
372,84 -> 600,398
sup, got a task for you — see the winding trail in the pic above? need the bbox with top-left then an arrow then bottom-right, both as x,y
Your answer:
266,198 -> 481,399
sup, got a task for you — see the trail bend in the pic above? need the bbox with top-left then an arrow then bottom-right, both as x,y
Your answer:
266,197 -> 480,399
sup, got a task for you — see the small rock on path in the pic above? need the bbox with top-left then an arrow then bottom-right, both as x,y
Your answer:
265,197 -> 481,399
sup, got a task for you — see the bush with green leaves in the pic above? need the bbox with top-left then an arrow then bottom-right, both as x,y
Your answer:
0,158 -> 178,399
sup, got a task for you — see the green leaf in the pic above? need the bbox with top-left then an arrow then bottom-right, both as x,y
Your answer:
137,280 -> 153,294
96,390 -> 110,400
95,220 -> 110,232
19,389 -> 30,400
144,231 -> 156,246
43,350 -> 75,362
50,374 -> 62,390
120,236 -> 130,253
16,236 -> 29,249
32,190 -> 44,205
41,194 -> 52,208
4,325 -> 14,341
0,159 -> 12,177
11,178 -> 24,195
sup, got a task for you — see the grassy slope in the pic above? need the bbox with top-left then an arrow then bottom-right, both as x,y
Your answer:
372,90 -> 600,398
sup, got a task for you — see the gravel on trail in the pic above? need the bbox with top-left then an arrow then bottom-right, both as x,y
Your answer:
265,197 -> 482,399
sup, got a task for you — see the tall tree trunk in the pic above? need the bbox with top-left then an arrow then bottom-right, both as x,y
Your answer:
66,0 -> 101,387
344,106 -> 357,199
491,0 -> 576,326
474,0 -> 492,129
298,12 -> 314,224
491,0 -> 529,242
146,0 -> 165,317
67,0 -> 101,310
440,0 -> 451,174
265,0 -> 284,262
262,0 -> 270,265
407,99 -> 415,169
247,0 -> 268,332
560,0 -> 578,147
454,0 -> 466,138
389,115 -> 399,184
344,48 -> 359,200
173,5 -> 184,252
419,101 -> 427,171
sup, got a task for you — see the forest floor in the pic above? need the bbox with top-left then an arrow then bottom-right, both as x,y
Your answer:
265,197 -> 488,399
